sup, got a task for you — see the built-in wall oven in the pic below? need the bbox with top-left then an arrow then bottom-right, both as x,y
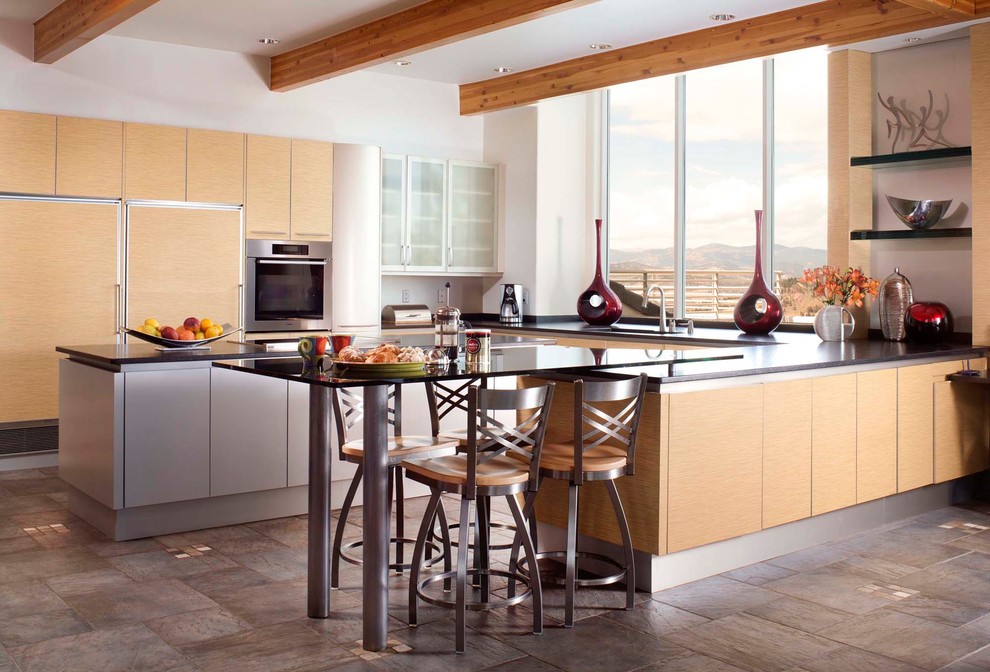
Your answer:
245,239 -> 332,332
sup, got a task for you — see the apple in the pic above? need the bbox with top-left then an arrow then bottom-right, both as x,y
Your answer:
184,317 -> 201,332
159,326 -> 179,340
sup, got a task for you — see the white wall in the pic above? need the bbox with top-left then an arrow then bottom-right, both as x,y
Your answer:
870,38 -> 973,331
0,20 -> 483,160
381,275 -> 484,314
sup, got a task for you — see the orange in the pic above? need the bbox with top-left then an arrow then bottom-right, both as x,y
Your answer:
179,330 -> 195,341
200,319 -> 214,331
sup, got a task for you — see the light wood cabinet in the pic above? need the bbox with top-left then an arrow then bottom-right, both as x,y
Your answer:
898,364 -> 935,492
857,369 -> 898,503
763,380 -> 812,528
210,367 -> 288,496
290,139 -> 333,240
934,379 -> 990,482
812,374 -> 857,515
56,116 -> 122,198
0,200 -> 118,423
124,123 -> 187,201
667,385 -> 763,553
124,368 -> 211,508
126,207 -> 242,329
187,129 -> 244,205
246,134 -> 291,239
0,110 -> 55,195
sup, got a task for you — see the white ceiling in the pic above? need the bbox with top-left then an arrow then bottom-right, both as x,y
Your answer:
1,0 -> 986,85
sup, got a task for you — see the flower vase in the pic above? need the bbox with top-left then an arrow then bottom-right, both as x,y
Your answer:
577,218 -> 622,326
733,210 -> 783,334
814,305 -> 855,342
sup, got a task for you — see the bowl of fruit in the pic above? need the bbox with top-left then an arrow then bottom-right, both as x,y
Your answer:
124,317 -> 239,349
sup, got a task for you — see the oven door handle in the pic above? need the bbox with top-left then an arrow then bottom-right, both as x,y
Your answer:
256,259 -> 328,266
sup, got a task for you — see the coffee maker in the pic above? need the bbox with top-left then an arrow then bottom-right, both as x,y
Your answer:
499,284 -> 523,324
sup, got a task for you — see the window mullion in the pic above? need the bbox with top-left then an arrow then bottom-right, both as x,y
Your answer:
763,58 -> 775,283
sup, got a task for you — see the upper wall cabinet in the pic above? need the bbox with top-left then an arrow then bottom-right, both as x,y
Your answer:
56,117 -> 123,198
0,110 -> 56,195
290,139 -> 333,241
246,134 -> 291,239
187,129 -> 244,205
124,123 -> 187,201
382,154 -> 500,275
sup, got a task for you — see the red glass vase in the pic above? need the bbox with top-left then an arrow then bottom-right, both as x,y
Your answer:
733,210 -> 783,335
577,218 -> 623,326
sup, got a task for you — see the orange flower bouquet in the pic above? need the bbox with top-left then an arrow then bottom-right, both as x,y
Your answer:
801,266 -> 880,308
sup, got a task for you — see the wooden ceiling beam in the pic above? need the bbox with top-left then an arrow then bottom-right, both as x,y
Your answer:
270,0 -> 597,92
893,0 -> 975,19
34,0 -> 161,64
460,0 -> 988,115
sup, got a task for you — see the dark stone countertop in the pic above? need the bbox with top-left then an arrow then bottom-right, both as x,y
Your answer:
56,340 -> 298,367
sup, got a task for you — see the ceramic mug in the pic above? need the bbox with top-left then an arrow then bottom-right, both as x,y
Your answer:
298,336 -> 330,372
329,332 -> 355,356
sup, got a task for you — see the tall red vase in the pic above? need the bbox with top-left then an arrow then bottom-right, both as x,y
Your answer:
733,210 -> 783,335
577,218 -> 623,326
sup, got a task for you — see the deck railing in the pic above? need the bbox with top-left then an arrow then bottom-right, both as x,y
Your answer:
610,269 -> 786,320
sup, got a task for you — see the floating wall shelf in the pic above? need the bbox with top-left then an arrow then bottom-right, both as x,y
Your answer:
850,146 -> 972,168
850,228 -> 972,240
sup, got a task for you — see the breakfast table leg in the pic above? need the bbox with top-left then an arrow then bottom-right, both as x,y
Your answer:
362,384 -> 390,651
307,386 -> 333,618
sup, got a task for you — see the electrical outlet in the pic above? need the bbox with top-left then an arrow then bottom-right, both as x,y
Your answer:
401,289 -> 410,303
523,288 -> 530,305
438,288 -> 446,303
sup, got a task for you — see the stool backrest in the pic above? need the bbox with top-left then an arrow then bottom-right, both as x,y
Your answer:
465,382 -> 555,500
331,384 -> 441,458
572,373 -> 649,482
425,377 -> 487,429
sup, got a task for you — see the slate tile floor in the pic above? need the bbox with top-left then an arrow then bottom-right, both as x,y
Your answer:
7,468 -> 990,670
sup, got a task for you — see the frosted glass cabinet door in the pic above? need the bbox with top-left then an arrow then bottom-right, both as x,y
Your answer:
381,154 -> 406,271
448,160 -> 498,272
407,156 -> 446,271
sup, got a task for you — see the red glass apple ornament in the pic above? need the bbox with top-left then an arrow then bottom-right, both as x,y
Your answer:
577,218 -> 623,326
904,302 -> 953,344
733,210 -> 783,335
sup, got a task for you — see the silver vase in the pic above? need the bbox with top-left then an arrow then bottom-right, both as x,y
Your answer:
878,267 -> 913,341
814,305 -> 855,342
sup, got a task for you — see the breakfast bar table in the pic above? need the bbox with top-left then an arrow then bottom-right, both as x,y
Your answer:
213,344 -> 741,651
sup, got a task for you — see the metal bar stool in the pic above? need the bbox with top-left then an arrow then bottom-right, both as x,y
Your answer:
330,383 -> 459,589
511,373 -> 649,627
403,382 -> 556,653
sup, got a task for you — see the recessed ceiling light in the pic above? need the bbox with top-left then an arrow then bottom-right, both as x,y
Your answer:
393,60 -> 412,66
258,38 -> 280,45
709,13 -> 736,21
589,43 -> 613,50
494,66 -> 514,73
903,37 -> 923,43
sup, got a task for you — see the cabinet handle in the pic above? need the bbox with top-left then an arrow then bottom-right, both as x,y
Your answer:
250,230 -> 288,236
404,245 -> 411,266
115,283 -> 121,336
292,232 -> 328,238
447,247 -> 453,266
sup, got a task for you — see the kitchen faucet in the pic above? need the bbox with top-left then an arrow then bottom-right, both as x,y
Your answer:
643,284 -> 669,334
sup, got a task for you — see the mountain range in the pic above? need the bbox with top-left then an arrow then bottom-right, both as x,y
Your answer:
610,243 -> 826,278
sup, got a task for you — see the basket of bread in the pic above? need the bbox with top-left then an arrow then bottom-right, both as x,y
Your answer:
332,343 -> 427,377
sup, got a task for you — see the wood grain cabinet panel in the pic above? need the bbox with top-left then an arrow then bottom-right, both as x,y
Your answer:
857,369 -> 898,503
0,200 -> 118,423
934,380 -> 990,482
246,134 -> 291,239
0,110 -> 55,195
124,123 -> 187,201
290,139 -> 332,240
898,364 -> 935,492
812,374 -> 857,515
56,116 -> 122,198
667,385 -> 763,553
763,379 -> 812,529
187,129 -> 244,205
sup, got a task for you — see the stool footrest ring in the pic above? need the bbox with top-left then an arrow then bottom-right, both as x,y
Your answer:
415,568 -> 535,611
446,520 -> 518,551
517,550 -> 628,588
341,537 -> 444,572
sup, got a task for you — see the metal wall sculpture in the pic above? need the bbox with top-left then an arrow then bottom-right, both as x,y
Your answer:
878,90 -> 955,154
